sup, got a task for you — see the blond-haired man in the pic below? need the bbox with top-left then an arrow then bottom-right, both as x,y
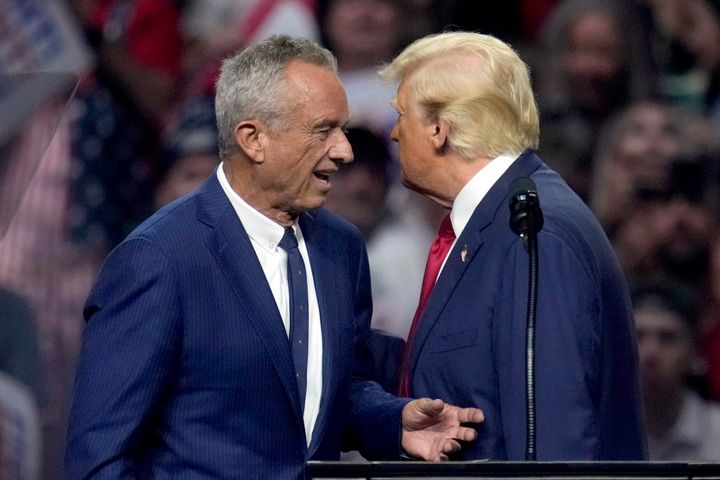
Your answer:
381,32 -> 646,460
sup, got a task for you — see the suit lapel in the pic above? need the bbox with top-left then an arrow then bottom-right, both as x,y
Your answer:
408,150 -> 544,371
196,175 -> 304,422
407,211 -> 488,372
299,212 -> 341,456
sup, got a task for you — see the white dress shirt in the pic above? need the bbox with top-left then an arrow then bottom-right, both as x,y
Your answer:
440,152 -> 520,276
218,164 -> 322,446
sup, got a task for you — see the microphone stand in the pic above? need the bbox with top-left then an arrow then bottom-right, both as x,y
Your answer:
523,227 -> 539,461
508,177 -> 543,461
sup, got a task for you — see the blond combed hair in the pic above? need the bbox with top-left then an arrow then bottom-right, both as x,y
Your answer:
379,32 -> 539,159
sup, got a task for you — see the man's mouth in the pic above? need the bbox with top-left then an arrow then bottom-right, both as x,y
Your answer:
313,171 -> 331,182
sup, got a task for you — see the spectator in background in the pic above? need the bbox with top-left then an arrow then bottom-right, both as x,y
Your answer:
698,230 -> 720,403
66,0 -> 184,253
591,101 -> 720,409
180,0 -> 319,98
590,100 -> 711,235
182,0 -> 318,61
610,157 -> 718,293
536,0 -> 656,200
325,127 -> 434,343
0,101 -> 99,478
633,279 -> 720,461
323,127 -> 393,240
641,0 -> 720,116
318,0 -> 410,134
155,97 -> 220,209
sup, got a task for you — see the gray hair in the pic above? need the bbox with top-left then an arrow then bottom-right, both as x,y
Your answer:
215,35 -> 338,159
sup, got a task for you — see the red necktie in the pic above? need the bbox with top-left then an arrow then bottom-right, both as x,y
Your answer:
398,214 -> 456,396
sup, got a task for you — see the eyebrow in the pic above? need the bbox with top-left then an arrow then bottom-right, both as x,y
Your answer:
312,120 -> 351,131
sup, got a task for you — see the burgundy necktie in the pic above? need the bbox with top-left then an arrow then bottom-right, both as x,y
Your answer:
398,214 -> 456,396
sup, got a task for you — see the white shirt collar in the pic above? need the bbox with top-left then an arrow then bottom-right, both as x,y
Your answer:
450,152 -> 519,237
217,163 -> 295,252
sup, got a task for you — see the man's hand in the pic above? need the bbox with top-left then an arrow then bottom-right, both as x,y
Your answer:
401,398 -> 484,461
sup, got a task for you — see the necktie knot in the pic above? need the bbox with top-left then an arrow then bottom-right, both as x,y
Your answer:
438,214 -> 456,242
279,228 -> 299,251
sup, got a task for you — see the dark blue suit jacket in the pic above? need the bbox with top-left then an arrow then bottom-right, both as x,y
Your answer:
65,173 -> 407,479
408,150 -> 646,460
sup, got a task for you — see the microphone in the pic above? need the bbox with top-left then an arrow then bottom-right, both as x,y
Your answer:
509,177 -> 544,237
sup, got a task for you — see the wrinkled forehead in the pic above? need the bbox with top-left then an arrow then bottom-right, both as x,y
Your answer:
283,60 -> 344,95
282,61 -> 349,113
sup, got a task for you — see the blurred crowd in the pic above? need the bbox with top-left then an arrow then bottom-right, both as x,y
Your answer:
4,0 -> 720,477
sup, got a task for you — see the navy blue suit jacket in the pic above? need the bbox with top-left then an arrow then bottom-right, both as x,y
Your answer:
65,174 -> 407,479
407,151 -> 646,460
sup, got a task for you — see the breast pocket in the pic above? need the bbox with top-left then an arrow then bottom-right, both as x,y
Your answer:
428,327 -> 478,353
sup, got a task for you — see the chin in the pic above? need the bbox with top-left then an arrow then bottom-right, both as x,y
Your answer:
400,175 -> 422,194
400,177 -> 451,208
301,196 -> 329,212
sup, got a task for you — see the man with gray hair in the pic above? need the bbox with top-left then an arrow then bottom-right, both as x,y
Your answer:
381,31 -> 646,460
65,35 -> 484,479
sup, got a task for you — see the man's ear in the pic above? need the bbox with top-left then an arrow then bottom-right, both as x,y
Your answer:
429,116 -> 449,152
234,120 -> 267,164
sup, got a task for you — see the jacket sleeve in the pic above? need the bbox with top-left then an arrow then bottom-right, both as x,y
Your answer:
345,240 -> 410,460
65,237 -> 182,479
493,232 -> 601,460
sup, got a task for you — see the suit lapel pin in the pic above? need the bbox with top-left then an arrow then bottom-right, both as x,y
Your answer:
460,244 -> 468,263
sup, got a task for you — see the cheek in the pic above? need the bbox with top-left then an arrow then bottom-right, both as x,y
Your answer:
397,149 -> 413,171
289,150 -> 321,176
657,139 -> 680,160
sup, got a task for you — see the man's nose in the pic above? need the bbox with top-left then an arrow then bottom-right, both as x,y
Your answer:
390,123 -> 399,142
330,131 -> 354,164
